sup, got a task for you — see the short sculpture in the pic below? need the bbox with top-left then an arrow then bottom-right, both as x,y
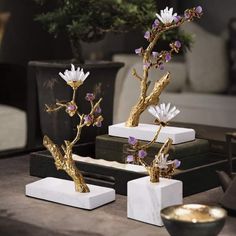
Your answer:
126,6 -> 203,127
44,65 -> 103,193
126,103 -> 181,182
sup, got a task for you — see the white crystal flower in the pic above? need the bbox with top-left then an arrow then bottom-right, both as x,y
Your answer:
59,64 -> 90,88
155,153 -> 170,169
148,102 -> 180,125
156,7 -> 177,24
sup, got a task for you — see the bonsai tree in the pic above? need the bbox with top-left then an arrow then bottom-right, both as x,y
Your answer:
34,0 -> 157,63
34,0 -> 192,63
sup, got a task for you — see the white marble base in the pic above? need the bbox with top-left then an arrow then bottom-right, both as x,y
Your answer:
127,176 -> 183,226
25,177 -> 115,210
109,123 -> 195,144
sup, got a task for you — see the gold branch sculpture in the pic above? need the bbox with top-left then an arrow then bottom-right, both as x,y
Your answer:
126,6 -> 203,127
43,65 -> 103,193
126,103 -> 181,183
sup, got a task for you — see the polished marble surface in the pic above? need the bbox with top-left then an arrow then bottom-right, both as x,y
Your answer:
109,123 -> 195,144
128,176 -> 182,226
26,177 -> 115,210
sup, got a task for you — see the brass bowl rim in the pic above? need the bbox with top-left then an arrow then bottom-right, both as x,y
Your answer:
161,204 -> 227,223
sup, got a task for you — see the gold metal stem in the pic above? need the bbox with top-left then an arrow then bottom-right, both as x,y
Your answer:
141,124 -> 163,150
126,12 -> 200,127
125,72 -> 170,127
72,88 -> 77,102
147,166 -> 160,183
44,85 -> 103,192
43,136 -> 90,193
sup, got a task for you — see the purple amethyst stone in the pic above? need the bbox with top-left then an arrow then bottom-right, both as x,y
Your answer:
152,51 -> 159,58
138,149 -> 147,159
135,47 -> 142,55
85,93 -> 95,101
84,114 -> 93,123
174,15 -> 182,23
195,6 -> 203,14
174,40 -> 181,48
165,53 -> 171,62
174,159 -> 181,168
127,155 -> 134,163
95,106 -> 102,114
152,19 -> 159,29
128,136 -> 138,146
67,104 -> 76,111
184,11 -> 190,19
144,31 -> 151,40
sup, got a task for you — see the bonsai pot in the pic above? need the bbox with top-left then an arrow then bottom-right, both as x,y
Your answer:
29,60 -> 124,146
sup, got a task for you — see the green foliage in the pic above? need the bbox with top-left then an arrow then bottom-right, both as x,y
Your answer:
34,0 -> 193,62
34,0 -> 156,42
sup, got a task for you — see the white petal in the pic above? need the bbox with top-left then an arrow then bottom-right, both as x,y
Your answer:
160,109 -> 164,119
160,103 -> 165,111
173,109 -> 180,117
166,103 -> 171,113
83,72 -> 90,81
169,106 -> 176,114
71,64 -> 75,72
156,105 -> 161,114
148,106 -> 158,117
72,71 -> 77,81
59,72 -> 67,81
78,71 -> 83,81
167,114 -> 174,122
156,13 -> 163,23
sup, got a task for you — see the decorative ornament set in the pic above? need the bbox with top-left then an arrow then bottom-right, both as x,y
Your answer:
26,5 -> 203,226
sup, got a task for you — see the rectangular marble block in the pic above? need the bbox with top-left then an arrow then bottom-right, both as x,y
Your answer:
127,176 -> 183,226
109,123 -> 195,144
25,177 -> 115,210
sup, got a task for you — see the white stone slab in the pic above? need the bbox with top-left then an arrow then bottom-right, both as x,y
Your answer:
25,177 -> 115,210
73,155 -> 146,173
109,123 -> 195,144
127,176 -> 183,226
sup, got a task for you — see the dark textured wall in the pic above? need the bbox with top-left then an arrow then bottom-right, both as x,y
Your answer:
0,0 -> 71,65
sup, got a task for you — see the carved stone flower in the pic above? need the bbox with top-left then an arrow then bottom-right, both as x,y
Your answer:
59,64 -> 90,89
156,7 -> 177,24
148,103 -> 180,125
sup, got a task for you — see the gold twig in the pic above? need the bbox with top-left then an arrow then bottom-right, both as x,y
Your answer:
43,80 -> 103,192
141,124 -> 163,150
132,68 -> 143,81
126,8 -> 202,127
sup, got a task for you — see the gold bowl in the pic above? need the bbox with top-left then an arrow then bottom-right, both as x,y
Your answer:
161,204 -> 227,236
